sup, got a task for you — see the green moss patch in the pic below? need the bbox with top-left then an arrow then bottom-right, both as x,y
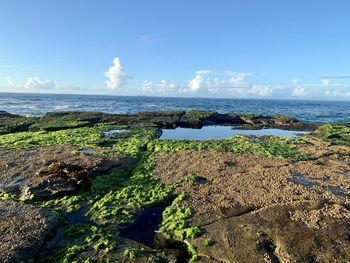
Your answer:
159,193 -> 202,241
148,135 -> 307,161
315,125 -> 350,146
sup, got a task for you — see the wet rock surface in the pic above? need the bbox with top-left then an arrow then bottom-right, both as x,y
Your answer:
154,149 -> 350,262
0,201 -> 57,263
193,202 -> 350,262
0,145 -> 129,198
0,110 -> 314,135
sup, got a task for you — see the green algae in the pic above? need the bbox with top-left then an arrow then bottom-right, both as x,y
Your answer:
0,124 -> 158,159
47,225 -> 118,263
123,248 -> 144,260
86,153 -> 172,225
0,192 -> 21,202
0,124 -> 111,149
148,135 -> 307,160
64,223 -> 91,240
0,191 -> 34,202
186,243 -> 199,262
159,193 -> 202,241
202,239 -> 215,247
315,124 -> 350,146
40,195 -> 84,213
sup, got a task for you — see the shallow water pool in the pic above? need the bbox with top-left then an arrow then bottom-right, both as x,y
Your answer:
160,126 -> 309,140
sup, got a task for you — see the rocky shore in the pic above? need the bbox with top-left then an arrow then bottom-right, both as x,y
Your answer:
0,110 -> 349,263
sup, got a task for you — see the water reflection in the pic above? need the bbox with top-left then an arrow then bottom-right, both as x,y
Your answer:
160,126 -> 309,140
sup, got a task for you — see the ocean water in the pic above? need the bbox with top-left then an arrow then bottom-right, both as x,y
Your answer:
1,92 -> 350,123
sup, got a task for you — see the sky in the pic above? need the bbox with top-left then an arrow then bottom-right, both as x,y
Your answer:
0,0 -> 350,100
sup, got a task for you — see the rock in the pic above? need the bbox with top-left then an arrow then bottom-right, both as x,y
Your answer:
0,111 -> 22,118
28,111 -> 106,132
0,110 -> 314,133
103,110 -> 186,128
0,145 -> 130,198
192,202 -> 350,262
0,201 -> 57,263
154,150 -> 350,261
0,117 -> 38,135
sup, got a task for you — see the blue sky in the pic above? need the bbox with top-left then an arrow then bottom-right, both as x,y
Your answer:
1,0 -> 350,99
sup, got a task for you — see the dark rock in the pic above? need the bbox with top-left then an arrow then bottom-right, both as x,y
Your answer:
0,109 -> 314,133
103,110 -> 185,128
0,111 -> 21,119
178,110 -> 216,128
28,111 -> 106,132
204,113 -> 246,126
0,117 -> 38,135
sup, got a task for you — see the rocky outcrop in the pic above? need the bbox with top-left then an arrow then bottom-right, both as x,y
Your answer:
0,201 -> 57,263
0,111 -> 21,118
102,110 -> 186,128
0,110 -> 314,135
0,145 -> 130,199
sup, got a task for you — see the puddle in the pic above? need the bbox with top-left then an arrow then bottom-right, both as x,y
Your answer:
103,129 -> 129,138
120,205 -> 191,262
120,205 -> 167,247
288,171 -> 318,188
80,149 -> 95,155
67,205 -> 90,224
322,186 -> 349,199
160,126 -> 309,140
45,206 -> 91,250
196,176 -> 208,185
289,171 -> 349,198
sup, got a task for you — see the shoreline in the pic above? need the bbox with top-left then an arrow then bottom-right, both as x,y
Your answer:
0,109 -> 349,262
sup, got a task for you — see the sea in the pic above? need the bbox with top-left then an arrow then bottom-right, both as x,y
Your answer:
1,92 -> 350,124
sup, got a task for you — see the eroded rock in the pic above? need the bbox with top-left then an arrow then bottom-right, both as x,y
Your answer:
154,150 -> 350,262
0,145 -> 130,198
0,201 -> 57,263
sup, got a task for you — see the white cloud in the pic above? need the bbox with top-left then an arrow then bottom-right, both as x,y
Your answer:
249,85 -> 272,96
140,80 -> 177,94
3,76 -> 58,90
186,70 -> 253,94
228,72 -> 252,88
292,86 -> 309,96
105,57 -> 128,90
139,70 -> 273,98
188,74 -> 205,91
321,78 -> 330,86
195,70 -> 216,75
4,77 -> 15,87
325,90 -> 350,97
24,77 -> 58,90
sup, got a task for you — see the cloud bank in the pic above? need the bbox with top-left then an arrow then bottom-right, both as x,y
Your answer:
141,70 -> 273,98
2,56 -> 350,100
4,77 -> 58,90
